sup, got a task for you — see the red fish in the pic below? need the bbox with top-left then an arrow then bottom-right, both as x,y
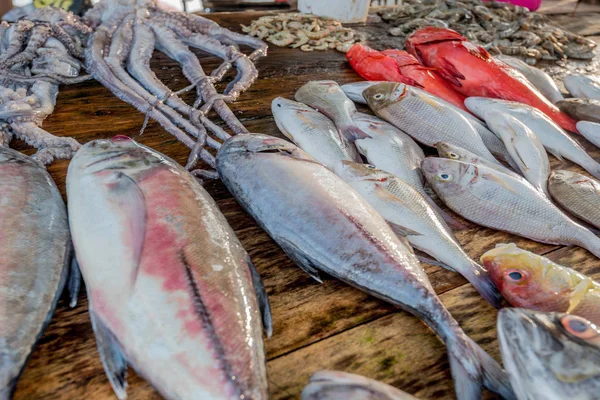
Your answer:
346,43 -> 418,86
406,27 -> 579,133
382,49 -> 468,111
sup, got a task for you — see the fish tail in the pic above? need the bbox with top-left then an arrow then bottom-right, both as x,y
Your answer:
464,261 -> 502,309
339,123 -> 370,142
573,229 -> 600,260
582,159 -> 600,181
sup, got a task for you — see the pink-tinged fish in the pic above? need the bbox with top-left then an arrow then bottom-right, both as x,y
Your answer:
0,147 -> 76,400
67,137 -> 271,400
346,44 -> 418,86
406,27 -> 579,133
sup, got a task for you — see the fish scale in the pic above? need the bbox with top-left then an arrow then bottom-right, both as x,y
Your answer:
549,170 -> 600,230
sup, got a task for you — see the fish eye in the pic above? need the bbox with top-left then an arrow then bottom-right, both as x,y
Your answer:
449,152 -> 459,159
561,315 -> 600,340
374,93 -> 384,100
366,164 -> 376,169
504,269 -> 526,283
438,173 -> 452,181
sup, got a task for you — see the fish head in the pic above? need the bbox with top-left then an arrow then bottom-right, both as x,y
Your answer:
435,142 -> 478,164
217,134 -> 314,163
333,160 -> 392,184
550,170 -> 585,186
381,49 -> 420,67
272,97 -> 311,114
406,27 -> 465,55
498,308 -> 600,397
0,146 -> 42,167
422,157 -> 474,195
463,97 -> 501,119
363,82 -> 407,112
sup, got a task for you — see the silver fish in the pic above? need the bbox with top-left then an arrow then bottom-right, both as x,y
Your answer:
217,134 -> 515,400
295,80 -> 368,141
334,160 -> 501,307
556,98 -> 600,124
422,158 -> 600,259
564,74 -> 600,100
340,81 -> 383,104
302,370 -> 419,400
578,121 -> 600,148
436,142 -> 519,179
549,170 -> 600,229
272,97 -> 360,169
498,308 -> 600,400
363,82 -> 500,164
485,112 -> 550,197
465,97 -> 600,180
0,147 -> 76,399
497,55 -> 564,104
67,137 -> 270,400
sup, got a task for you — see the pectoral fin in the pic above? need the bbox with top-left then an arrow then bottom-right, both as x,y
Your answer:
68,252 -> 81,308
511,136 -> 530,171
277,237 -> 322,283
482,173 -> 519,195
567,278 -> 594,314
246,255 -> 273,337
387,221 -> 423,237
437,58 -> 465,87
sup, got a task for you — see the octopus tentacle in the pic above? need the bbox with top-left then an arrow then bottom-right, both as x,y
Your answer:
1,24 -> 53,69
0,20 -> 35,63
10,121 -> 80,153
0,123 -> 13,147
51,24 -> 85,59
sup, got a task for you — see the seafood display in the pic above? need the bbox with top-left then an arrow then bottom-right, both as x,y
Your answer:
549,170 -> 600,229
241,13 -> 363,52
67,138 -> 270,399
217,134 -> 514,400
557,98 -> 600,124
498,308 -> 600,399
377,0 -> 596,65
482,243 -> 600,325
496,55 -> 564,103
436,142 -> 519,179
0,146 -> 75,398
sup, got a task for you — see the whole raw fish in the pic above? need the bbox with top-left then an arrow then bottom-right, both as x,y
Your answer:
556,98 -> 600,124
578,121 -> 600,148
549,170 -> 600,230
406,27 -> 578,133
482,243 -> 600,325
422,158 -> 600,259
334,160 -> 501,307
498,308 -> 600,400
485,112 -> 550,197
217,134 -> 515,400
465,97 -> 600,179
341,81 -> 381,104
0,147 -> 75,400
295,80 -> 368,141
271,97 -> 360,169
346,44 -> 418,86
496,55 -> 564,104
67,137 -> 270,400
363,82 -> 500,164
302,370 -> 419,400
564,74 -> 600,100
436,142 -> 519,179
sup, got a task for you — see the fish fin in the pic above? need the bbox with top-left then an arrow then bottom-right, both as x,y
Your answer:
339,125 -> 370,142
547,148 -> 565,161
89,306 -> 128,400
424,194 -> 471,230
482,173 -> 519,195
277,237 -> 323,283
567,278 -> 594,314
510,136 -> 531,171
246,256 -> 273,337
68,253 -> 81,308
436,58 -> 465,87
387,221 -> 423,237
415,252 -> 457,272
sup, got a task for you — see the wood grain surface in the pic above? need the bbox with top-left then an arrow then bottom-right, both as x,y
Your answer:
9,6 -> 600,400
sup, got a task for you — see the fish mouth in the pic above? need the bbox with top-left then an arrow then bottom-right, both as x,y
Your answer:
77,138 -> 147,171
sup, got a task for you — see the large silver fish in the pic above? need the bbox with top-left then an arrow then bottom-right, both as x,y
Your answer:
302,371 -> 419,400
564,74 -> 600,100
498,308 -> 600,400
363,82 -> 500,164
465,97 -> 600,180
271,97 -> 360,169
295,80 -> 368,141
0,147 -> 75,400
67,137 -> 270,400
556,98 -> 600,124
577,121 -> 600,149
217,134 -> 515,400
497,55 -> 564,104
333,160 -> 501,307
549,170 -> 600,229
422,158 -> 600,259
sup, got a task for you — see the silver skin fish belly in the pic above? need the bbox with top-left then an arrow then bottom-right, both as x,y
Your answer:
67,137 -> 270,400
564,75 -> 600,100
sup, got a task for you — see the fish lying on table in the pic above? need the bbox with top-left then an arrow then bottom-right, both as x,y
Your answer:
302,370 -> 419,400
217,134 -> 515,400
564,74 -> 600,100
482,243 -> 600,325
67,137 -> 270,400
556,98 -> 600,124
549,170 -> 600,230
346,44 -> 419,87
436,142 -> 519,179
0,146 -> 77,399
341,81 -> 381,104
498,308 -> 600,400
577,121 -> 600,148
422,158 -> 600,259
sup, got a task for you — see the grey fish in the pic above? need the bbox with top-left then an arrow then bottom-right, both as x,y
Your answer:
295,80 -> 368,141
302,370 -> 419,400
556,98 -> 600,124
578,121 -> 600,148
564,74 -> 600,100
549,170 -> 600,229
217,134 -> 515,400
497,55 -> 564,104
422,158 -> 600,259
340,81 -> 383,104
272,97 -> 360,169
0,147 -> 76,399
363,82 -> 500,164
436,142 -> 519,179
334,160 -> 501,307
498,308 -> 600,400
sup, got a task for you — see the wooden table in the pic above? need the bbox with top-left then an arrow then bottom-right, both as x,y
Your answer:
11,5 -> 600,400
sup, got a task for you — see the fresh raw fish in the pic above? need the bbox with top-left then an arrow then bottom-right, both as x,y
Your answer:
498,308 -> 600,400
271,97 -> 360,169
67,137 -> 270,400
363,82 -> 500,164
334,160 -> 501,307
482,243 -> 600,325
341,81 -> 382,104
302,370 -> 419,400
465,97 -> 600,180
485,112 -> 550,197
436,142 -> 519,178
564,74 -> 600,100
549,170 -> 600,230
422,158 -> 600,259
406,27 -> 578,133
0,147 -> 75,399
217,134 -> 515,400
556,98 -> 600,124
295,80 -> 368,141
496,55 -> 564,104
578,121 -> 600,148
346,44 -> 417,86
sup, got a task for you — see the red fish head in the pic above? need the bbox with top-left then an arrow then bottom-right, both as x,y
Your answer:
346,43 -> 379,63
406,27 -> 466,59
381,50 -> 421,67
